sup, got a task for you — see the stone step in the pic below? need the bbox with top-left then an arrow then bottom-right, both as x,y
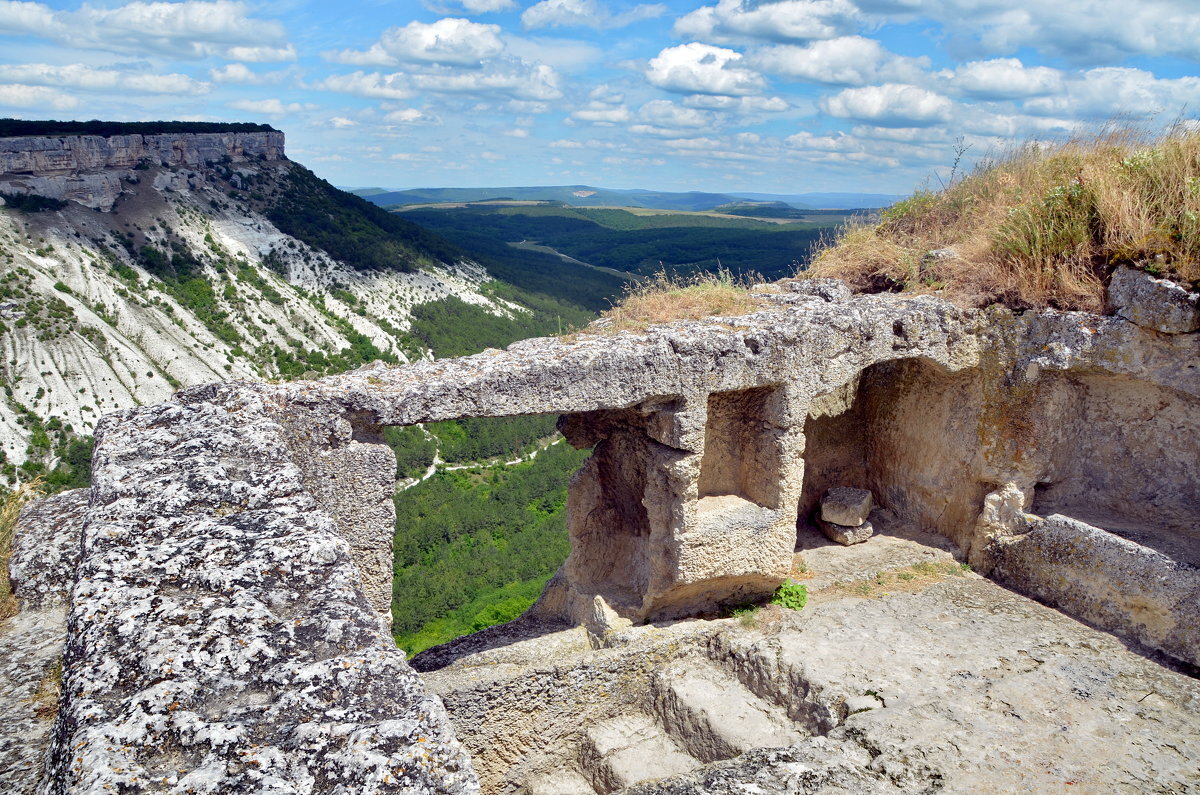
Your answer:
651,660 -> 808,763
581,713 -> 702,794
523,769 -> 598,795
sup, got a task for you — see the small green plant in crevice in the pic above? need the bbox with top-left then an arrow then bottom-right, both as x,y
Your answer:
721,601 -> 761,628
771,579 -> 808,611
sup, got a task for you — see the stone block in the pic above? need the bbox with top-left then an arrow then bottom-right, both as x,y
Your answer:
818,518 -> 875,546
821,487 -> 873,526
1108,265 -> 1200,334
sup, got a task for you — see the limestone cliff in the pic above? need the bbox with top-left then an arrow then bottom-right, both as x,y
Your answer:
0,130 -> 285,211
0,129 -> 528,482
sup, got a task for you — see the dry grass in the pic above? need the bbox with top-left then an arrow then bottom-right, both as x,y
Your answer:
811,560 -> 973,603
598,269 -> 760,331
808,125 -> 1200,311
31,658 -> 63,720
0,478 -> 43,620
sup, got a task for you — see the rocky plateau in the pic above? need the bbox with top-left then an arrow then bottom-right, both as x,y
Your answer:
1,265 -> 1197,793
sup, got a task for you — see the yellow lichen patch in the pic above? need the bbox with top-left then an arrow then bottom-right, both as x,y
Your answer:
31,657 -> 63,720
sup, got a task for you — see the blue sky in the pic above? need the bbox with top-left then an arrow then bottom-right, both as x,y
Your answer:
1,0 -> 1198,194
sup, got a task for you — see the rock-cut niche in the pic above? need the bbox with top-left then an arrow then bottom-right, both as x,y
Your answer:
697,386 -> 785,511
797,358 -> 993,552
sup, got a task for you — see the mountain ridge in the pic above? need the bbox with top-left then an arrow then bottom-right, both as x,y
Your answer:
349,185 -> 903,211
0,127 -> 603,484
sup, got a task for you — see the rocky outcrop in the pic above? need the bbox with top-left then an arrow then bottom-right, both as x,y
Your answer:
0,130 -> 284,210
8,489 -> 87,608
14,282 -> 1199,791
0,490 -> 87,793
1108,264 -> 1200,333
39,388 -> 477,794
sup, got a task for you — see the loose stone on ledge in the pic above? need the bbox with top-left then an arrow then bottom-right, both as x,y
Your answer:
818,518 -> 875,546
820,487 -> 874,527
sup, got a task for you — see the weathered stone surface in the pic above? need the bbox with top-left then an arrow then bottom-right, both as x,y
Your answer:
784,277 -> 852,302
0,607 -> 67,795
820,487 -> 873,527
40,388 -> 477,794
818,518 -> 874,546
0,131 -> 284,210
9,489 -> 88,608
1108,264 -> 1200,333
986,513 -> 1200,667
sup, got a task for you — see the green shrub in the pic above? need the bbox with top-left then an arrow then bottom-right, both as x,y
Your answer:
771,580 -> 808,611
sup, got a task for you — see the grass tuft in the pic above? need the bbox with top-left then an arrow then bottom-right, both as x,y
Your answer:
807,125 -> 1200,311
0,478 -> 43,621
597,268 -> 760,331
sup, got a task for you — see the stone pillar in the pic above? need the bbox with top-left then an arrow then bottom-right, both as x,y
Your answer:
274,405 -> 397,628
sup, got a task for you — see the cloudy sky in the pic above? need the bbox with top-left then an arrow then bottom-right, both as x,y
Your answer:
1,0 -> 1198,194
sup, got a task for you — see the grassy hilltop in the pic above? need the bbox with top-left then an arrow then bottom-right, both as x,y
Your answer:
808,127 -> 1200,310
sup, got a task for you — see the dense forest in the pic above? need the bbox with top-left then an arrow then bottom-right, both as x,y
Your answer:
401,205 -> 838,280
392,439 -> 588,654
407,284 -> 592,358
0,119 -> 276,137
383,414 -> 559,480
264,164 -> 464,273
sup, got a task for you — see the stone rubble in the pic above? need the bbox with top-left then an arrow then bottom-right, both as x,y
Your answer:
817,517 -> 875,546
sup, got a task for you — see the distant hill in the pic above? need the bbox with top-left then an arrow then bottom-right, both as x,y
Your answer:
349,185 -> 904,211
729,191 -> 903,210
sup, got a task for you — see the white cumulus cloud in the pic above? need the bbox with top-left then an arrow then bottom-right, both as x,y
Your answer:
522,0 -> 666,30
228,98 -> 316,115
385,107 -> 439,124
412,61 -> 563,100
1022,67 -> 1200,120
314,71 -> 414,100
571,102 -> 633,124
329,18 -> 505,67
944,58 -> 1064,99
433,0 -> 516,11
674,0 -> 860,44
821,83 -> 954,126
646,43 -> 765,96
0,83 -> 77,110
751,36 -> 929,86
0,0 -> 295,61
0,63 -> 208,94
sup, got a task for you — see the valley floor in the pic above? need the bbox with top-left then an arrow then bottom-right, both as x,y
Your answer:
416,523 -> 1200,794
